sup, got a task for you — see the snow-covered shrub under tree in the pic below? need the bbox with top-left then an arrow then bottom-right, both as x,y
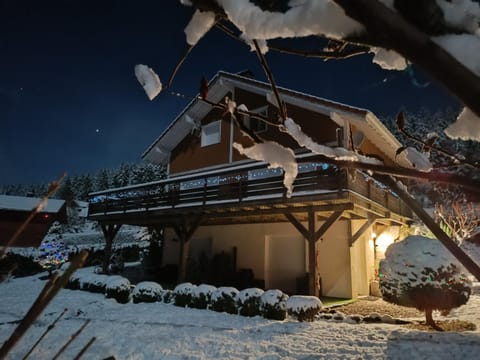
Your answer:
286,295 -> 322,322
132,281 -> 163,303
379,235 -> 472,328
237,288 -> 264,317
261,289 -> 289,320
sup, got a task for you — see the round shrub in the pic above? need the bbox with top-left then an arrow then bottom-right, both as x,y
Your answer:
82,274 -> 109,294
286,295 -> 322,322
237,288 -> 264,317
379,235 -> 471,328
132,281 -> 163,303
261,289 -> 288,320
211,287 -> 239,314
173,283 -> 196,307
105,276 -> 131,304
191,284 -> 217,309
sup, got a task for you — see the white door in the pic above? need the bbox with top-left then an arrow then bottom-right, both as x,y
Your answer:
265,235 -> 306,293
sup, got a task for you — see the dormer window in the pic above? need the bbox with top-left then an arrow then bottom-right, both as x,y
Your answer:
201,120 -> 221,147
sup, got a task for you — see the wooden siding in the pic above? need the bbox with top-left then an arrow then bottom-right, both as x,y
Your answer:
169,107 -> 231,174
169,86 -> 394,174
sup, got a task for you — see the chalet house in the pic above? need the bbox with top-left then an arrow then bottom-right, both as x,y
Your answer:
88,71 -> 414,299
0,195 -> 67,248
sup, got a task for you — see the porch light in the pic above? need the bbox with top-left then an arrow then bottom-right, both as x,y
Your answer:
375,232 -> 395,252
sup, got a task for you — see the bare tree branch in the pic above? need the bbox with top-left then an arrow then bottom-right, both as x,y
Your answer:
215,22 -> 370,60
166,45 -> 194,90
333,0 -> 480,117
252,39 -> 288,121
400,128 -> 479,169
0,250 -> 88,358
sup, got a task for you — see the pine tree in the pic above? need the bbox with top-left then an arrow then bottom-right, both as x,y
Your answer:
95,169 -> 111,192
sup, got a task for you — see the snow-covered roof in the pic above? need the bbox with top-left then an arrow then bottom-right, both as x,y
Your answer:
0,195 -> 65,213
142,71 -> 410,167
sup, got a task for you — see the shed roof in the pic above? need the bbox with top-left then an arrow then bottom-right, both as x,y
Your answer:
0,195 -> 65,213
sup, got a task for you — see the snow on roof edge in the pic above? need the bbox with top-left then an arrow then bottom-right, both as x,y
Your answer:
0,195 -> 65,213
141,71 -> 370,164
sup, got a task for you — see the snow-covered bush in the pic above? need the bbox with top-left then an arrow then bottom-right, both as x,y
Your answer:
237,288 -> 264,317
379,235 -> 472,328
173,282 -> 196,307
191,284 -> 216,309
105,276 -> 131,304
82,274 -> 109,294
286,295 -> 322,322
132,281 -> 163,303
210,287 -> 239,314
161,289 -> 175,304
261,289 -> 289,320
66,267 -> 109,294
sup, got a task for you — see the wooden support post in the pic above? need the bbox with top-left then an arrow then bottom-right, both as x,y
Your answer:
100,224 -> 122,274
375,175 -> 480,281
174,217 -> 201,283
285,208 -> 346,296
307,209 -> 318,297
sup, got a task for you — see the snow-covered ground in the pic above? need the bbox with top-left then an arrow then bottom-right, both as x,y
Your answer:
1,275 -> 480,359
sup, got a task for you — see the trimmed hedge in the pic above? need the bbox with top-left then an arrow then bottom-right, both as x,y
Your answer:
237,288 -> 264,317
132,281 -> 163,303
173,283 -> 196,307
191,284 -> 217,309
105,276 -> 131,304
211,287 -> 239,314
261,290 -> 288,320
286,295 -> 322,322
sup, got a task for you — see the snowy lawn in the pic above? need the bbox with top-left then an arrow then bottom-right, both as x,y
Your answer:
1,275 -> 480,359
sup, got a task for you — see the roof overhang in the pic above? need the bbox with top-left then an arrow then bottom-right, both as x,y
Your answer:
141,71 -> 411,168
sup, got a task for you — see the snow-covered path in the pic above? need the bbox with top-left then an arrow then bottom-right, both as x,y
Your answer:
1,276 -> 480,359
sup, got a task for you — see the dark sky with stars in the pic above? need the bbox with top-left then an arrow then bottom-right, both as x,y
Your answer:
0,0 -> 459,186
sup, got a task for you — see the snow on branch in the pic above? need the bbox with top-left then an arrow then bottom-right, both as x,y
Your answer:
444,107 -> 480,141
233,141 -> 298,197
213,0 -> 363,40
285,116 -> 383,165
185,9 -> 216,45
134,64 -> 162,100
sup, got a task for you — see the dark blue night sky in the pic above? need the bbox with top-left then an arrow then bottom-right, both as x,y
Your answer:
0,0 -> 459,185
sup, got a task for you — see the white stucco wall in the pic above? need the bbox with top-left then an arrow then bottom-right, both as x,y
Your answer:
315,220 -> 353,298
161,219 -> 362,298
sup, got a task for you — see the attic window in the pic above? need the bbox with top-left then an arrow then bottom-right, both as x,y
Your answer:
243,105 -> 268,133
201,120 -> 221,147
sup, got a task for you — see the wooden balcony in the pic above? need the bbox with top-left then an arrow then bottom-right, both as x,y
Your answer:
88,156 -> 411,226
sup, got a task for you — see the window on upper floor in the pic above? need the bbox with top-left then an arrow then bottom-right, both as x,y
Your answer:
243,105 -> 268,133
201,120 -> 221,147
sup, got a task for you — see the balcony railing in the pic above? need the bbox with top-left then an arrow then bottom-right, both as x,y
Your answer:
88,156 -> 409,218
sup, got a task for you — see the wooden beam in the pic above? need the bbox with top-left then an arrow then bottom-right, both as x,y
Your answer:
174,217 -> 202,283
314,210 -> 344,242
349,215 -> 377,247
284,213 -> 309,239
